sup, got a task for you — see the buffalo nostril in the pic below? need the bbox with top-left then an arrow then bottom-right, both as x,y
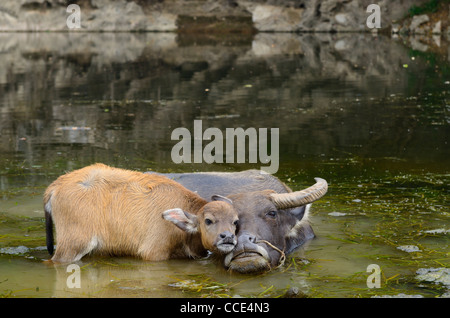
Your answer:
242,233 -> 256,243
236,232 -> 257,246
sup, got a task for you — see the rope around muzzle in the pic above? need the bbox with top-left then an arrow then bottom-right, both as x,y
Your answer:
255,240 -> 286,270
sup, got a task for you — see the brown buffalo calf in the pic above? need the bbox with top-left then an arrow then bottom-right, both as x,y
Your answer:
44,163 -> 238,263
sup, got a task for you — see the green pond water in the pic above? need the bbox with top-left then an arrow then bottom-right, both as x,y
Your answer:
0,32 -> 448,298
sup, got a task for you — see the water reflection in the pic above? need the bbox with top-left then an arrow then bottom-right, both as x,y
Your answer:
1,32 -> 448,175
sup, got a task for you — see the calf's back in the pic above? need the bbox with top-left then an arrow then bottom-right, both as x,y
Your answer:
45,163 -> 206,263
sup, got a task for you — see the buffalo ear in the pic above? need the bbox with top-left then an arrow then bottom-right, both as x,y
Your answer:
289,205 -> 307,221
284,204 -> 315,254
162,208 -> 199,234
211,194 -> 233,205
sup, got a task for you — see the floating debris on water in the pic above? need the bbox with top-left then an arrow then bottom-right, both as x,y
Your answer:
416,268 -> 450,287
168,277 -> 229,296
372,293 -> 424,298
328,212 -> 347,217
0,246 -> 47,256
0,246 -> 29,255
396,245 -> 421,253
423,229 -> 449,234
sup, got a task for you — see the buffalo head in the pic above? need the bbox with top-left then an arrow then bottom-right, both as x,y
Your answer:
224,178 -> 328,274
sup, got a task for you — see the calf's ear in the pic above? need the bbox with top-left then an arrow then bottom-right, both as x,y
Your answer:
211,194 -> 233,205
162,208 -> 199,234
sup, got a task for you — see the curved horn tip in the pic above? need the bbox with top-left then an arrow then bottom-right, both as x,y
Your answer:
270,177 -> 329,209
314,177 -> 328,192
314,177 -> 328,184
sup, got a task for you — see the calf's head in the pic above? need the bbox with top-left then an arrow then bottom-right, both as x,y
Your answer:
162,195 -> 238,254
224,177 -> 328,274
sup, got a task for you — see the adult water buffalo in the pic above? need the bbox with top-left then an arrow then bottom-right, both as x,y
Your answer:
147,170 -> 328,274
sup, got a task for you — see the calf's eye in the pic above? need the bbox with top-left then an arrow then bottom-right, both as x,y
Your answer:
233,220 -> 239,226
205,218 -> 213,225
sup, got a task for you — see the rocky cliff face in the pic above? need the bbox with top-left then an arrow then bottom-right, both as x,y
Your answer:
0,0 -> 430,32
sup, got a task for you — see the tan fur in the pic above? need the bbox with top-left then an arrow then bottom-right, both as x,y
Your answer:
44,163 -> 238,263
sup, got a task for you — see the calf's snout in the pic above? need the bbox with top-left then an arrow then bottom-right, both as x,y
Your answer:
219,231 -> 235,242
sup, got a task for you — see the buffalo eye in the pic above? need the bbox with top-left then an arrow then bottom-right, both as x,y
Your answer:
266,211 -> 277,218
205,218 -> 213,225
233,220 -> 239,226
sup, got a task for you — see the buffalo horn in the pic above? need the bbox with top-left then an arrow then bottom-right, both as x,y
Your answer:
270,178 -> 328,209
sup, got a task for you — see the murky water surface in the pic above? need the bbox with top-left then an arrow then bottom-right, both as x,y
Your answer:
0,33 -> 448,298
